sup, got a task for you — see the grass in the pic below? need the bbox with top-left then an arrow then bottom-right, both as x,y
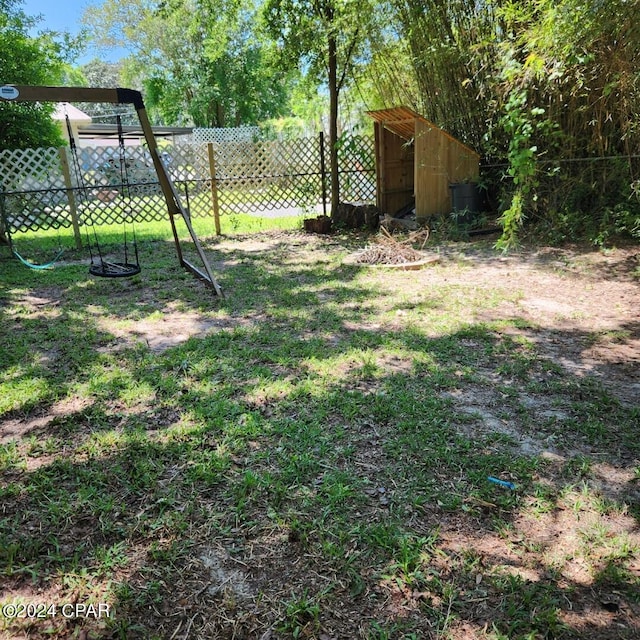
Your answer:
0,221 -> 639,639
5,211 -> 305,266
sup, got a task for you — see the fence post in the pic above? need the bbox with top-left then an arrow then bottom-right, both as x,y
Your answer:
319,132 -> 328,217
207,143 -> 222,235
0,187 -> 8,245
58,147 -> 83,249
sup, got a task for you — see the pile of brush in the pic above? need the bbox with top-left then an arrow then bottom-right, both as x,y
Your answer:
353,227 -> 430,265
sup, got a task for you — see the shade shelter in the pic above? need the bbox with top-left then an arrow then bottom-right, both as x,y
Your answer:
366,107 -> 480,223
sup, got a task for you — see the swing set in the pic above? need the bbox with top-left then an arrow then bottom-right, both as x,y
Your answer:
0,85 -> 223,296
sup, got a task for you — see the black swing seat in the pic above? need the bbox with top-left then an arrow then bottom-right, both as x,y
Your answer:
89,261 -> 141,278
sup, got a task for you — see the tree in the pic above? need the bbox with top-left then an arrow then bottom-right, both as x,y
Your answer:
0,0 -> 68,149
263,0 -> 374,216
66,60 -> 140,125
82,0 -> 293,127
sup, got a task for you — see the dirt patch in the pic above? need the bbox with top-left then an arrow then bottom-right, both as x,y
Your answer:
0,396 -> 93,445
99,311 -> 222,353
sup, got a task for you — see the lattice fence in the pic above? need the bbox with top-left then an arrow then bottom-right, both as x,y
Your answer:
209,133 -> 376,216
336,134 -> 376,203
0,148 -> 73,233
0,144 -> 215,237
0,133 -> 376,237
71,145 -> 214,223
210,136 -> 326,216
193,126 -> 260,144
72,146 -> 163,228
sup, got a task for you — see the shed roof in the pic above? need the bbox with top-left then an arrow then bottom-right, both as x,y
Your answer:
366,106 -> 479,158
366,106 -> 418,141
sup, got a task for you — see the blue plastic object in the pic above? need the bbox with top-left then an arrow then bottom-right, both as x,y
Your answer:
13,248 -> 64,270
487,476 -> 516,490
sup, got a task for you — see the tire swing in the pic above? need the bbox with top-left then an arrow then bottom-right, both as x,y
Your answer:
67,114 -> 141,278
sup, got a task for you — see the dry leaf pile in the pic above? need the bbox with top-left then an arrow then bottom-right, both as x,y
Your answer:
354,227 -> 430,265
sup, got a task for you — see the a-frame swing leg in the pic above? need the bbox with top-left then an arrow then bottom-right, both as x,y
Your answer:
135,106 -> 224,296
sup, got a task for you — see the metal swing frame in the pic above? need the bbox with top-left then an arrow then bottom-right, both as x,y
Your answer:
0,85 -> 223,295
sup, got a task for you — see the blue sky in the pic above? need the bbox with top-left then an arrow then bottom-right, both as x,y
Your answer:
22,0 -> 90,36
21,0 -> 124,62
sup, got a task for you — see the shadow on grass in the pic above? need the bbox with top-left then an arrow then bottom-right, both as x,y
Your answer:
1,232 -> 639,639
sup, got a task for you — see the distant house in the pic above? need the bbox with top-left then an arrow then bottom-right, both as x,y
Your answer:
52,102 -> 193,148
53,103 -> 92,146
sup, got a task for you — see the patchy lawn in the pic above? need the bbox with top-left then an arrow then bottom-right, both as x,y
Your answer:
1,229 -> 639,639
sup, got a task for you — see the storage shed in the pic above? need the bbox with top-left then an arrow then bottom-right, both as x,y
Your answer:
366,106 -> 480,223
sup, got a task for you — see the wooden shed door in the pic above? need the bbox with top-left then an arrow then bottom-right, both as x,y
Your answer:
374,122 -> 414,216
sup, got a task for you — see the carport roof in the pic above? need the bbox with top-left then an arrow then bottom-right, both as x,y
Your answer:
76,123 -> 193,140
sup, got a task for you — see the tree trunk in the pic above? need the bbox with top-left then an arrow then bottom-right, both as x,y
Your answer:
328,32 -> 340,218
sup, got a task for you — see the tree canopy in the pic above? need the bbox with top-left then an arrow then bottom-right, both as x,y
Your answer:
82,0 -> 294,127
263,0 -> 375,214
0,0 -> 68,149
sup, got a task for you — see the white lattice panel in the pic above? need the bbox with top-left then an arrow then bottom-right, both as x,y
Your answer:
212,137 -> 320,179
193,126 -> 260,144
75,146 -> 160,195
1,135 -> 376,232
169,143 -> 210,182
0,148 -> 70,231
0,147 -> 65,192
